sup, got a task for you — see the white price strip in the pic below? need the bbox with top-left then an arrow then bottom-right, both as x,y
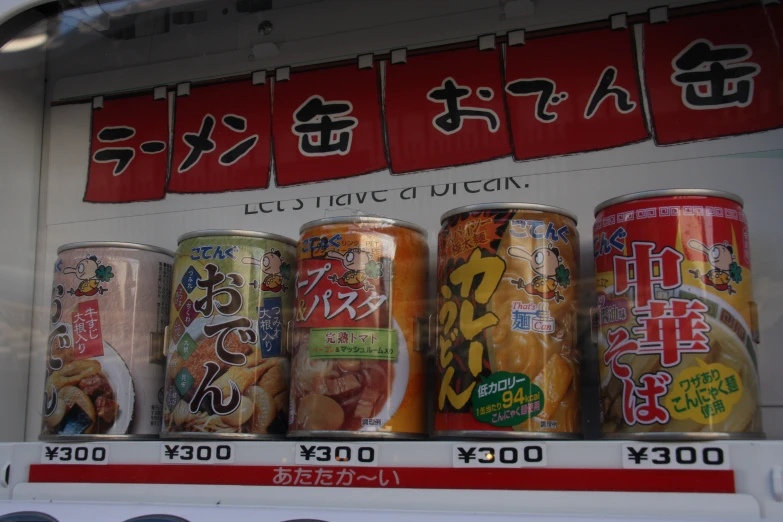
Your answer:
295,442 -> 379,467
622,443 -> 730,470
41,444 -> 108,465
160,443 -> 234,464
452,443 -> 547,468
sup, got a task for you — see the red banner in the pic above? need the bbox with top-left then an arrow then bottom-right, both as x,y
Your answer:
505,29 -> 648,160
29,464 -> 735,493
384,47 -> 512,174
84,95 -> 169,203
71,300 -> 103,359
168,81 -> 271,193
645,6 -> 783,145
272,65 -> 386,186
80,5 -> 783,203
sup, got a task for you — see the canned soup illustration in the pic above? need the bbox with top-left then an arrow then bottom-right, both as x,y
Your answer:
594,189 -> 761,438
435,204 -> 581,438
289,217 -> 428,437
163,231 -> 295,437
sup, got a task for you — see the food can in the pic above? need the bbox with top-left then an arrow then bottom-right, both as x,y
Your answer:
434,204 -> 581,439
41,242 -> 174,439
594,189 -> 762,439
289,216 -> 428,438
162,230 -> 296,438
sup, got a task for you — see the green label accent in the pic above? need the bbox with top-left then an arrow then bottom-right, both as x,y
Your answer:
177,332 -> 196,361
471,371 -> 544,427
309,328 -> 398,361
175,367 -> 194,396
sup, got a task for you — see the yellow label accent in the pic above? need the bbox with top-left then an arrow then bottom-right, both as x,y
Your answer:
665,359 -> 743,425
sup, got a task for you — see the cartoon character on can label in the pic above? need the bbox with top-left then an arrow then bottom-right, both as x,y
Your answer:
326,248 -> 383,291
64,255 -> 114,296
687,239 -> 742,295
242,250 -> 292,292
508,243 -> 571,303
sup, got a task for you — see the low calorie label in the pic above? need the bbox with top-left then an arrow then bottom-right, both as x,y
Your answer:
452,443 -> 547,468
622,443 -> 730,469
160,443 -> 234,464
296,442 -> 379,467
41,444 -> 108,465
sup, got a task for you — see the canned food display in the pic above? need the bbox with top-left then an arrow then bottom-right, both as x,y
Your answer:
594,189 -> 762,438
434,204 -> 581,438
162,230 -> 296,438
42,242 -> 174,439
289,216 -> 428,438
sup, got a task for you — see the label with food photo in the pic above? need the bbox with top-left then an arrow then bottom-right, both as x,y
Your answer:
162,231 -> 295,438
289,217 -> 428,437
42,243 -> 174,439
435,204 -> 581,438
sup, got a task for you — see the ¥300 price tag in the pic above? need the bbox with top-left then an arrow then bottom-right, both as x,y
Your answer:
622,443 -> 730,470
160,443 -> 234,464
452,443 -> 547,468
295,442 -> 379,467
41,444 -> 108,465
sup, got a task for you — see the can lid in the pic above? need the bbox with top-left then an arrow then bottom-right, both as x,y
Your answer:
177,229 -> 297,246
57,241 -> 175,257
440,203 -> 578,225
299,215 -> 428,237
594,189 -> 744,216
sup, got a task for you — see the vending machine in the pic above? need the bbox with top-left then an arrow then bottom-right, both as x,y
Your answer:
0,0 -> 781,519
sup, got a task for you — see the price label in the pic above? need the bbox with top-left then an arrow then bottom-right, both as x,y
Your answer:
295,442 -> 379,467
452,443 -> 547,468
160,443 -> 234,464
41,444 -> 108,465
622,443 -> 730,470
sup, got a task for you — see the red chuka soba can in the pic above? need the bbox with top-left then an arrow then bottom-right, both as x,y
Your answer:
594,189 -> 761,439
435,204 -> 581,439
289,216 -> 428,438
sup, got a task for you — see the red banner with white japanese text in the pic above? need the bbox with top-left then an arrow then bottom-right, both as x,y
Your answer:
168,81 -> 271,193
78,4 -> 783,203
84,95 -> 169,203
505,28 -> 648,160
644,5 -> 783,145
272,64 -> 387,186
384,47 -> 512,174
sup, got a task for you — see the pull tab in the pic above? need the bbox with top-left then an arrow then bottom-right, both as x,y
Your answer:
750,301 -> 760,344
590,307 -> 600,346
414,316 -> 428,354
429,313 -> 438,358
150,326 -> 170,364
285,320 -> 294,356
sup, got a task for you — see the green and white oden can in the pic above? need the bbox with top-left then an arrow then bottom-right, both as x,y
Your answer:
162,230 -> 296,439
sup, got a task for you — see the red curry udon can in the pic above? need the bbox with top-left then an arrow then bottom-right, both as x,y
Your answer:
594,189 -> 762,439
289,216 -> 428,438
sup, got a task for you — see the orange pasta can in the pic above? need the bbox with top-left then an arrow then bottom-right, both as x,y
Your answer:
289,216 -> 429,438
435,204 -> 581,438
